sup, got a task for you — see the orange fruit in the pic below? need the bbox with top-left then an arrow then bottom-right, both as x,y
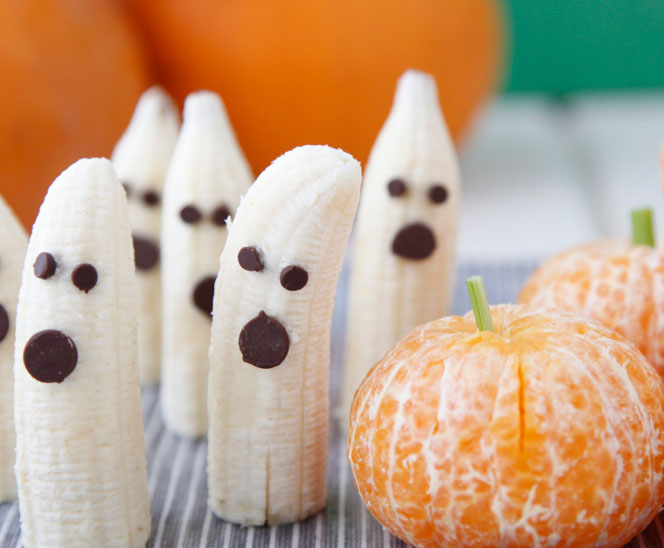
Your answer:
519,240 -> 664,377
127,0 -> 503,172
0,0 -> 152,229
348,304 -> 664,548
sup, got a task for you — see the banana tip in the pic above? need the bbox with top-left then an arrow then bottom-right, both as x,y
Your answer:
183,90 -> 228,126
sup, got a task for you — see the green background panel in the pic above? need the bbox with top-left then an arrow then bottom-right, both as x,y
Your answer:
504,0 -> 664,92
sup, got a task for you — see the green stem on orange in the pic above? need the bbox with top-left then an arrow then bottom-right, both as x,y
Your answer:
466,275 -> 493,332
632,208 -> 655,247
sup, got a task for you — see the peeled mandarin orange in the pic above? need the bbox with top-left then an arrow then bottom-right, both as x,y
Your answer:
519,240 -> 664,377
348,304 -> 664,548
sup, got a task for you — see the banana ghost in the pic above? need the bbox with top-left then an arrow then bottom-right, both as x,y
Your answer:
161,90 -> 253,438
207,146 -> 361,525
0,195 -> 27,501
343,69 -> 460,422
112,86 -> 180,385
14,158 -> 150,548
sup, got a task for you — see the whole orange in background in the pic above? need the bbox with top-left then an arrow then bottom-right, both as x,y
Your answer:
348,305 -> 664,548
127,0 -> 502,172
0,0 -> 151,229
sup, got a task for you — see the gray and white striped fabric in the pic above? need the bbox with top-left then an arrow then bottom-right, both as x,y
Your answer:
1,261 -> 663,547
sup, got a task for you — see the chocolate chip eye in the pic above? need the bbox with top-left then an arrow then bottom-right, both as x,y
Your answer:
428,184 -> 448,204
211,204 -> 231,227
387,178 -> 407,197
280,265 -> 308,291
238,246 -> 264,272
180,205 -> 202,224
72,264 -> 98,293
142,190 -> 160,207
0,304 -> 9,343
34,252 -> 56,279
121,182 -> 131,197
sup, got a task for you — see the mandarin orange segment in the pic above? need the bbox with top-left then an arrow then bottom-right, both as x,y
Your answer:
348,305 -> 664,548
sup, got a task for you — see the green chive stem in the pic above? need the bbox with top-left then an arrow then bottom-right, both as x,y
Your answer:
466,275 -> 493,332
632,208 -> 655,247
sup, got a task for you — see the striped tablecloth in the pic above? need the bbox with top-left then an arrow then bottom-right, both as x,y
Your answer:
1,261 -> 664,547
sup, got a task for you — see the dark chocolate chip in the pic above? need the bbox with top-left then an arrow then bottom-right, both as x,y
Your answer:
238,311 -> 290,368
391,222 -> 436,260
211,204 -> 231,227
132,234 -> 159,271
0,304 -> 8,343
23,329 -> 77,383
34,252 -> 56,279
180,205 -> 202,224
428,184 -> 448,204
72,264 -> 98,293
142,190 -> 160,206
121,182 -> 131,197
387,178 -> 407,197
280,265 -> 308,291
193,275 -> 216,317
238,246 -> 264,272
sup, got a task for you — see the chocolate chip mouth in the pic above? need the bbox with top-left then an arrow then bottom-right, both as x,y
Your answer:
391,222 -> 436,260
132,234 -> 159,271
193,275 -> 217,317
0,304 -> 8,343
23,329 -> 78,383
238,311 -> 290,369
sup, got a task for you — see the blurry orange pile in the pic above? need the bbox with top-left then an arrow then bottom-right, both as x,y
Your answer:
1,0 -> 503,229
348,305 -> 664,548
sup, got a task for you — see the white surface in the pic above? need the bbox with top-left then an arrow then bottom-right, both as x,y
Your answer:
458,93 -> 664,261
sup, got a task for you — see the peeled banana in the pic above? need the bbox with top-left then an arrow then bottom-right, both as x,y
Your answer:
343,69 -> 460,421
161,90 -> 253,438
14,158 -> 150,548
207,145 -> 361,525
111,86 -> 180,385
0,195 -> 27,501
